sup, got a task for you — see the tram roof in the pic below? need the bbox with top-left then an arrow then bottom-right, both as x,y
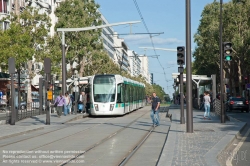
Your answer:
122,76 -> 145,87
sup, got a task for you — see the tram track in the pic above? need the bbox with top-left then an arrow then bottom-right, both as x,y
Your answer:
0,117 -> 97,148
0,117 -> 116,162
1,108 -> 160,166
58,110 -> 149,166
1,109 -> 147,164
118,112 -> 167,166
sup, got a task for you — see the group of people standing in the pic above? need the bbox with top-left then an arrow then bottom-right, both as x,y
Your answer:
53,91 -> 87,118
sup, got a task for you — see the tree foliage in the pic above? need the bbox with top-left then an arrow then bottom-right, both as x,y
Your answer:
0,6 -> 51,76
52,0 -> 109,78
193,0 -> 250,95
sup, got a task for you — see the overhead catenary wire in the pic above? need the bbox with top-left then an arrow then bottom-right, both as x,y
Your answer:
132,0 -> 169,87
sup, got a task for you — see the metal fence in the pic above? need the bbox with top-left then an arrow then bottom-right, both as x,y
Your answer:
5,102 -> 46,124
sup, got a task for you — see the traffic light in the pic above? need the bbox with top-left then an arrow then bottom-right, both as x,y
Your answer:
177,46 -> 185,65
223,42 -> 232,61
45,80 -> 51,91
244,77 -> 248,84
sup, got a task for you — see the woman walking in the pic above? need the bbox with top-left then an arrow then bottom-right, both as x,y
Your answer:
64,93 -> 71,116
203,91 -> 211,120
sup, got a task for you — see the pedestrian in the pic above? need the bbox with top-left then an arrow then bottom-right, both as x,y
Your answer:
199,92 -> 205,110
77,91 -> 87,114
150,92 -> 160,127
64,93 -> 71,116
203,91 -> 211,120
54,93 -> 66,118
70,93 -> 75,114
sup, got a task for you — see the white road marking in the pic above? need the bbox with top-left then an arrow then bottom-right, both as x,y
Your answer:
226,128 -> 250,166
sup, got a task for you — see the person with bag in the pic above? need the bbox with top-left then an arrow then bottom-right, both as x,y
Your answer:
77,91 -> 87,114
64,93 -> 71,116
54,93 -> 66,118
150,92 -> 160,127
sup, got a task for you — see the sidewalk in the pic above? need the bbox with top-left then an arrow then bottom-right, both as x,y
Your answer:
158,105 -> 246,166
0,112 -> 88,140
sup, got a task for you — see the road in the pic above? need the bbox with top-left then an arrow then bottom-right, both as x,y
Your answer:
218,111 -> 250,166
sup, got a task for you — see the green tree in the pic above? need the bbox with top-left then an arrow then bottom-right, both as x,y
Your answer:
193,0 -> 250,96
193,1 -> 220,77
0,22 -> 34,70
0,6 -> 51,103
52,0 -> 111,78
0,6 -> 51,76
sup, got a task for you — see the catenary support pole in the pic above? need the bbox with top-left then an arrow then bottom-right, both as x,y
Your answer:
180,68 -> 185,124
220,0 -> 225,123
186,0 -> 193,132
62,31 -> 66,96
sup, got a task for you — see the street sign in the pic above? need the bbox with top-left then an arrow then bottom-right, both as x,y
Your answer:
8,57 -> 16,74
47,90 -> 53,100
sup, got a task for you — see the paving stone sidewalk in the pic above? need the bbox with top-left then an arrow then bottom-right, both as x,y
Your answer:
158,105 -> 246,166
0,113 -> 87,140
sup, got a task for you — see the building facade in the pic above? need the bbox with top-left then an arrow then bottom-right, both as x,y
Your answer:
128,50 -> 141,77
139,56 -> 151,84
101,14 -> 116,61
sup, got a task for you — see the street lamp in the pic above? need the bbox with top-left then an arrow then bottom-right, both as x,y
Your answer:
57,21 -> 140,95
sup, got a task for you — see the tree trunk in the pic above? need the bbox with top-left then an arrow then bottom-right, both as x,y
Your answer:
238,60 -> 242,96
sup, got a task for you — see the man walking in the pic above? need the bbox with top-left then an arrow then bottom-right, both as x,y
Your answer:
150,92 -> 160,127
54,93 -> 66,118
77,91 -> 87,114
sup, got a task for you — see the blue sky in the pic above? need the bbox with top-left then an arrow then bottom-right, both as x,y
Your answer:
95,0 -> 230,97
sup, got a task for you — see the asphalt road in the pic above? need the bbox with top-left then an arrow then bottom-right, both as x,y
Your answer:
218,110 -> 250,166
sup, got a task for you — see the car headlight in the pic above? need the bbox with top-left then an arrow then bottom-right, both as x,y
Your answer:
94,104 -> 99,111
110,104 -> 114,111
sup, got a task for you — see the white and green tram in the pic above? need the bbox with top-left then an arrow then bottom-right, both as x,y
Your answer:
89,74 -> 146,116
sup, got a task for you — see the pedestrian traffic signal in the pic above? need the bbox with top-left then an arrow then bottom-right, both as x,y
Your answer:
177,46 -> 185,65
223,42 -> 232,61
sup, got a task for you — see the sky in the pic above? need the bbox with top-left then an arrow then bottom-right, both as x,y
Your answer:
95,0 -> 230,97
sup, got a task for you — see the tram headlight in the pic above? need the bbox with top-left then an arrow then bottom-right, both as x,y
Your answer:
94,104 -> 99,111
110,104 -> 114,111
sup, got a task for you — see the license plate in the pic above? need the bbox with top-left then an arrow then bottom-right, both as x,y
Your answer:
237,101 -> 243,104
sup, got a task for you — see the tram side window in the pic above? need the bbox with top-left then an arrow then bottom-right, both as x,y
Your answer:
117,83 -> 124,103
125,84 -> 129,103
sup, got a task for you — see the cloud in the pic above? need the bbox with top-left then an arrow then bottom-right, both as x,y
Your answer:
123,35 -> 182,45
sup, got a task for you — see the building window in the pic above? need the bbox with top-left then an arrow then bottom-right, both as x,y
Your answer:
0,21 -> 10,30
0,0 -> 8,13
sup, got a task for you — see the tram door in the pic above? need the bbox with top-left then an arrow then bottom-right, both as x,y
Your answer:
129,85 -> 133,111
122,84 -> 125,113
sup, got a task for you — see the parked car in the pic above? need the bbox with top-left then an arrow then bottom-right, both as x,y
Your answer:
0,99 -> 7,110
19,99 -> 45,110
226,97 -> 249,112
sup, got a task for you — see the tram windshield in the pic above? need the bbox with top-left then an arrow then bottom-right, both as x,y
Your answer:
93,75 -> 116,102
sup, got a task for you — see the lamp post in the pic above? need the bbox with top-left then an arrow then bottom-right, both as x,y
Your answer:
219,0 -> 225,123
57,21 -> 140,95
73,70 -> 79,115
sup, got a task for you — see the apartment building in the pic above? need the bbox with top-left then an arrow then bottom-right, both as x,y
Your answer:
128,50 -> 141,77
139,55 -> 151,84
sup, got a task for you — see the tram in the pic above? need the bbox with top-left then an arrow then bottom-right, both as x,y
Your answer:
89,74 -> 146,116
